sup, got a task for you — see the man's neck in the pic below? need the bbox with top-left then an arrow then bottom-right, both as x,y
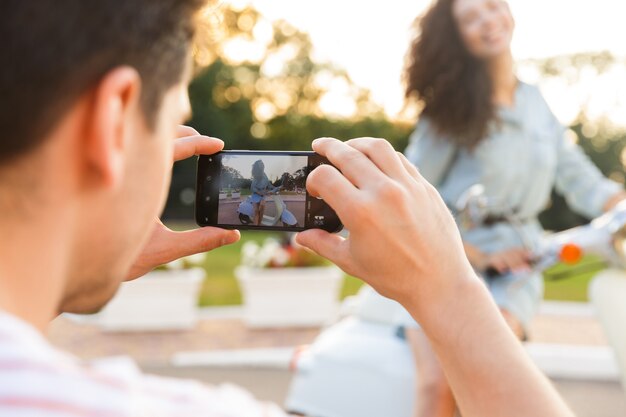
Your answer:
0,209 -> 72,331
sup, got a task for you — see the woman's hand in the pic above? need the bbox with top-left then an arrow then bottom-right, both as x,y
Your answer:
603,191 -> 626,212
475,247 -> 532,275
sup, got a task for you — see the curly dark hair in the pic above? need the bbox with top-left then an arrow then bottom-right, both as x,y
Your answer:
404,0 -> 495,149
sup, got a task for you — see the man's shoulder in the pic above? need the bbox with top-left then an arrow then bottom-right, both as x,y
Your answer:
0,313 -> 135,415
0,312 -> 288,416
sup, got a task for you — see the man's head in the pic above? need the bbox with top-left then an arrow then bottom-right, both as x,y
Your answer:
0,0 -> 207,314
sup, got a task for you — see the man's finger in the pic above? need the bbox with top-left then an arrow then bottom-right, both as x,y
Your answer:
126,225 -> 240,281
296,229 -> 353,273
307,164 -> 359,227
177,125 -> 200,138
312,138 -> 387,189
173,136 -> 224,162
397,152 -> 421,180
165,227 -> 240,259
345,138 -> 411,182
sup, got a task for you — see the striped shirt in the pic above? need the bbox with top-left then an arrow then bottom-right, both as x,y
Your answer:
0,311 -> 288,417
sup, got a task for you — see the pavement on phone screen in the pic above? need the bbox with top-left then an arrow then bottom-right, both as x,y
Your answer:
217,195 -> 306,226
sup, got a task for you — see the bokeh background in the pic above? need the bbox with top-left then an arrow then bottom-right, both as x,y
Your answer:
162,0 -> 626,305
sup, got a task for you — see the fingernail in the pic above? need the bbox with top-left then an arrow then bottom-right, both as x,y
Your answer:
313,137 -> 330,145
222,231 -> 239,246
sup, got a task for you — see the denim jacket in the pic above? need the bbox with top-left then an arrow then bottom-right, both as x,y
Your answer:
404,82 -> 622,253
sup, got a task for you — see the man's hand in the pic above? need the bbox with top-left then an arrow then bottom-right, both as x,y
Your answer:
125,126 -> 240,281
296,137 -> 476,315
296,138 -> 574,417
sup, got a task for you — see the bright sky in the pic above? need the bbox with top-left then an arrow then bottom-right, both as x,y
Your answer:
222,154 -> 307,181
226,0 -> 626,125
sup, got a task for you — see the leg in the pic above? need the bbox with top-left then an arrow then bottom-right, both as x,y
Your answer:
253,202 -> 260,225
490,271 -> 543,342
406,328 -> 457,417
258,201 -> 266,225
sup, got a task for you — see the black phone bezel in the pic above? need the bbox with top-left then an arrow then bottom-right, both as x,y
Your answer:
195,150 -> 343,233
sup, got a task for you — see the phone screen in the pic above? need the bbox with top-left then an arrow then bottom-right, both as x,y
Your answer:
195,151 -> 343,233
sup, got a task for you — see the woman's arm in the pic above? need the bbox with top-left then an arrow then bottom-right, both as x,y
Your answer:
251,181 -> 261,195
547,114 -> 623,218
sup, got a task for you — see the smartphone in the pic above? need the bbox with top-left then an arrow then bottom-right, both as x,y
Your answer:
195,151 -> 343,233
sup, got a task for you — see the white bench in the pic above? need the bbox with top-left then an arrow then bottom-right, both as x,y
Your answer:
590,269 -> 626,394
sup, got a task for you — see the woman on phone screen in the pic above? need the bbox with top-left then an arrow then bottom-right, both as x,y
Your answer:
402,0 -> 626,416
250,160 -> 273,225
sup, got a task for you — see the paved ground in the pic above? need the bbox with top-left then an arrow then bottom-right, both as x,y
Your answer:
531,312 -> 608,346
143,367 -> 626,417
47,307 -> 610,364
554,379 -> 626,417
48,306 -> 626,416
218,196 -> 306,226
48,316 -> 318,366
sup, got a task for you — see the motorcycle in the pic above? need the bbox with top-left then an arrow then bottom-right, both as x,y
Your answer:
284,185 -> 626,417
237,174 -> 299,227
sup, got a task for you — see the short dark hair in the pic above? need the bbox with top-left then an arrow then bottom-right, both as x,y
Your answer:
0,0 -> 206,164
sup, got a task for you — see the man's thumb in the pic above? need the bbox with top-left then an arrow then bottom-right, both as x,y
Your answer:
296,229 -> 349,270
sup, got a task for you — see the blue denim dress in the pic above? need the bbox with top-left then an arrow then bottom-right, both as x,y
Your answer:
403,82 -> 621,328
250,175 -> 272,204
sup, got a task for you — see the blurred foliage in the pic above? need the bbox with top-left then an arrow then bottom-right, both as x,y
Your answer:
524,51 -> 617,80
164,4 -> 626,229
163,4 -> 411,219
192,229 -> 360,306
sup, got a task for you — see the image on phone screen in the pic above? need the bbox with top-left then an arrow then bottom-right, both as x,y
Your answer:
195,151 -> 343,233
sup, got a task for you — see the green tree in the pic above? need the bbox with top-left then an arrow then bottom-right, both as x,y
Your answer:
163,4 -> 411,219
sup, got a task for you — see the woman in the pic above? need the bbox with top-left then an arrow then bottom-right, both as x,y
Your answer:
250,160 -> 275,225
402,0 -> 626,416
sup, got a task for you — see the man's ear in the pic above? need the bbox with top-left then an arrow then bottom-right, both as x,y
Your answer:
83,66 -> 142,190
